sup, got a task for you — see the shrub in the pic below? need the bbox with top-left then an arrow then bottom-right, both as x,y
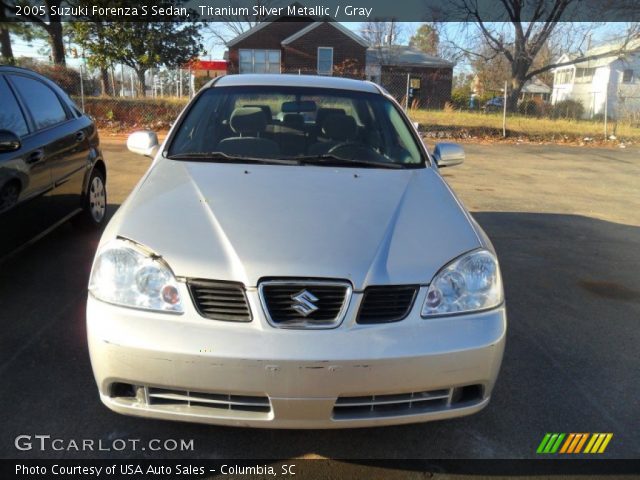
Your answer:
518,97 -> 549,117
76,97 -> 189,129
552,99 -> 585,120
592,113 -> 614,122
11,58 -> 86,95
0,55 -> 16,65
194,74 -> 219,92
451,86 -> 471,110
18,61 -> 82,95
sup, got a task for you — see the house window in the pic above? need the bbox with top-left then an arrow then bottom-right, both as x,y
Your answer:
239,49 -> 280,74
623,69 -> 634,83
317,47 -> 333,75
575,67 -> 595,83
556,68 -> 573,84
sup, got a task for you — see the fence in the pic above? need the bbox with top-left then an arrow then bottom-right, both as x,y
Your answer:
13,58 -> 640,141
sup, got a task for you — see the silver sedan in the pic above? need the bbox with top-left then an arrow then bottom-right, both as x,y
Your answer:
87,74 -> 506,428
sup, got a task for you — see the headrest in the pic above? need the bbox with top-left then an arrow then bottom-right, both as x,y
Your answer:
230,107 -> 267,135
282,113 -> 304,130
243,104 -> 272,120
315,108 -> 345,126
322,114 -> 357,141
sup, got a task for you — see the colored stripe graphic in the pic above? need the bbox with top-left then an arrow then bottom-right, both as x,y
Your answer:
537,433 -> 565,454
598,434 -> 614,453
585,433 -> 614,454
538,433 -> 613,454
574,433 -> 589,453
559,433 -> 575,454
537,433 -> 552,454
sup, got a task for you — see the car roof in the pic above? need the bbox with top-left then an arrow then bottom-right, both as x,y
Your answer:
0,65 -> 41,75
209,74 -> 382,94
0,65 -> 58,86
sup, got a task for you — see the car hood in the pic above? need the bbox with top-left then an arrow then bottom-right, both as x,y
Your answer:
112,159 -> 482,289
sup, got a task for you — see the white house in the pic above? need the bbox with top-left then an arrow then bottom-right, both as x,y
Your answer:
551,38 -> 640,119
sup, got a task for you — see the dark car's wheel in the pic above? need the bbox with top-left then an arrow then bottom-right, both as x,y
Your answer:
0,181 -> 20,213
74,168 -> 107,228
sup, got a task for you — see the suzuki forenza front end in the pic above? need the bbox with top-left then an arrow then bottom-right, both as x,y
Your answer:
87,75 -> 506,428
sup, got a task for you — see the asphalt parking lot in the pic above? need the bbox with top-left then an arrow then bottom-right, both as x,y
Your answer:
1,138 -> 639,460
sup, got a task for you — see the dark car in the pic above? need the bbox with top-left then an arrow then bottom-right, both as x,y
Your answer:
0,66 -> 107,259
483,96 -> 504,113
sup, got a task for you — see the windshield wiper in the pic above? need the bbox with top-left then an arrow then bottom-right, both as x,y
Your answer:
293,154 -> 404,169
167,152 -> 300,166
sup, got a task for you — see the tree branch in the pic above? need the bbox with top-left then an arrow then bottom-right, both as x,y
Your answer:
526,43 -> 636,79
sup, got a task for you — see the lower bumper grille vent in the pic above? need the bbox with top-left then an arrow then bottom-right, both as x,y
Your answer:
333,389 -> 451,419
147,387 -> 270,413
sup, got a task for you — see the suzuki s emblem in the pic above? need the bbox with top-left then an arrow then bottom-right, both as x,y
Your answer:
290,290 -> 319,317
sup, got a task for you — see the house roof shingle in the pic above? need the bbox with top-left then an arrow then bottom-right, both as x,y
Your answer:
366,46 -> 454,68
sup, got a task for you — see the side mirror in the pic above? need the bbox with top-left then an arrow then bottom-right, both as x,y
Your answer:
127,130 -> 159,158
0,130 -> 21,153
433,142 -> 465,168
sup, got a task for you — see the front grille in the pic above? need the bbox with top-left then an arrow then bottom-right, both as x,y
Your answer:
357,285 -> 419,324
187,279 -> 251,322
147,387 -> 271,413
259,280 -> 351,328
333,389 -> 450,419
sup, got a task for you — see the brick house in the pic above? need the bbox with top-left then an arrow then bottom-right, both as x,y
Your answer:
226,16 -> 369,76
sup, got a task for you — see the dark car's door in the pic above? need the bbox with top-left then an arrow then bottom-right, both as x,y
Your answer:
0,74 -> 56,257
0,75 -> 52,207
6,73 -> 91,229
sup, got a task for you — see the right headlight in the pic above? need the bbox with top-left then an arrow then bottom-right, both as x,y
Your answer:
88,239 -> 183,313
421,249 -> 503,317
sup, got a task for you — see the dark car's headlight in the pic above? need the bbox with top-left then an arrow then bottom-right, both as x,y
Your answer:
422,249 -> 503,317
89,239 -> 183,313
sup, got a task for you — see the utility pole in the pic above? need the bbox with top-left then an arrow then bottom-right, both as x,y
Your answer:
120,64 -> 125,97
604,90 -> 608,139
502,80 -> 508,138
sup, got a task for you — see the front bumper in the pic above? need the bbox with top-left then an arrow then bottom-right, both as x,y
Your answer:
87,286 -> 506,429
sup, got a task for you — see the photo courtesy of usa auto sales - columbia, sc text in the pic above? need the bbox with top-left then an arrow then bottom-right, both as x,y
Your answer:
16,463 -> 294,477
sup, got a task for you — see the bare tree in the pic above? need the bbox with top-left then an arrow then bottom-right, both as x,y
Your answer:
445,0 -> 640,110
203,0 -> 273,47
360,21 -> 402,47
360,20 -> 406,70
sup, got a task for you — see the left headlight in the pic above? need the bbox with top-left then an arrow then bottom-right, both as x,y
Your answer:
422,249 -> 503,317
89,239 -> 183,313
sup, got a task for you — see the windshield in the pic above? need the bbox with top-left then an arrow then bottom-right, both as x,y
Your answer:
168,86 -> 425,168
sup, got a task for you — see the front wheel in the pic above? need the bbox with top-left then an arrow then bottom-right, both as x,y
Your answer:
74,168 -> 107,229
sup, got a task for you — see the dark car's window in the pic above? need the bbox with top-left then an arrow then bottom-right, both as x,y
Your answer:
169,86 -> 424,167
0,76 -> 29,137
9,75 -> 68,131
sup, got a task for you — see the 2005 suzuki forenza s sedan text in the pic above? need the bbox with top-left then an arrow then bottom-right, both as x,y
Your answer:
87,74 -> 506,428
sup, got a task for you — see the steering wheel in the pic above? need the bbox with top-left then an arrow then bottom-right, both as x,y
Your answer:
327,142 -> 379,160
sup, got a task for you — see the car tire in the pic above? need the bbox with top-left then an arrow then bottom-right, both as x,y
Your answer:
0,181 -> 20,213
74,168 -> 107,229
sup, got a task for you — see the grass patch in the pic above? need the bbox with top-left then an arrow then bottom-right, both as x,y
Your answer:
409,109 -> 640,144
